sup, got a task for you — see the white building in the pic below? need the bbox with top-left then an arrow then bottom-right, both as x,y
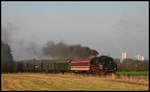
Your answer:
136,55 -> 144,61
122,52 -> 126,60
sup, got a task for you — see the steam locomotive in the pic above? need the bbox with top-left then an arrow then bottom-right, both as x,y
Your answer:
14,56 -> 117,75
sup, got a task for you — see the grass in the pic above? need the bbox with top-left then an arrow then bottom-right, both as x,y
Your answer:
116,71 -> 149,75
1,73 -> 149,91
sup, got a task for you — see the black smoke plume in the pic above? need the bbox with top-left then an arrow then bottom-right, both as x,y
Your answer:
42,41 -> 99,59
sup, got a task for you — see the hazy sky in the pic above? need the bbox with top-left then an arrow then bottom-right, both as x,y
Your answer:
2,1 -> 149,60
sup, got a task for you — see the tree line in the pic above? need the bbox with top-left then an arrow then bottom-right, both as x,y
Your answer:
1,42 -> 14,73
114,59 -> 149,72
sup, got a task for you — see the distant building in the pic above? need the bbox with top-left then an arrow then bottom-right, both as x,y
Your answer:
141,56 -> 144,61
120,52 -> 126,63
122,52 -> 126,60
136,55 -> 144,61
136,55 -> 140,60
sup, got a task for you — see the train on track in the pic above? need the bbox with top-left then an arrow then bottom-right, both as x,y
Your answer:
14,56 -> 117,75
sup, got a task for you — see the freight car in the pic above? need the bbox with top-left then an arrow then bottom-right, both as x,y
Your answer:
14,56 -> 117,74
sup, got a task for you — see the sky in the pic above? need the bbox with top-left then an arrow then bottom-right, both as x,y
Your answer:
1,1 -> 149,60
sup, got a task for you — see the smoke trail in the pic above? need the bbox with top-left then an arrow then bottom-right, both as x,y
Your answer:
26,41 -> 45,60
42,40 -> 99,59
1,23 -> 99,60
2,23 -> 16,45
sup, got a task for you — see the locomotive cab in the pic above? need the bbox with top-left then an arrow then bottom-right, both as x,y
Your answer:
90,56 -> 117,74
99,56 -> 117,73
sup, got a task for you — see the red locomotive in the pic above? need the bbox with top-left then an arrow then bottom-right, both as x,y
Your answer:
70,56 -> 117,74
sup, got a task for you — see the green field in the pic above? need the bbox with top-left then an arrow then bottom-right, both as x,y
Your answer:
1,73 -> 149,91
116,71 -> 149,75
